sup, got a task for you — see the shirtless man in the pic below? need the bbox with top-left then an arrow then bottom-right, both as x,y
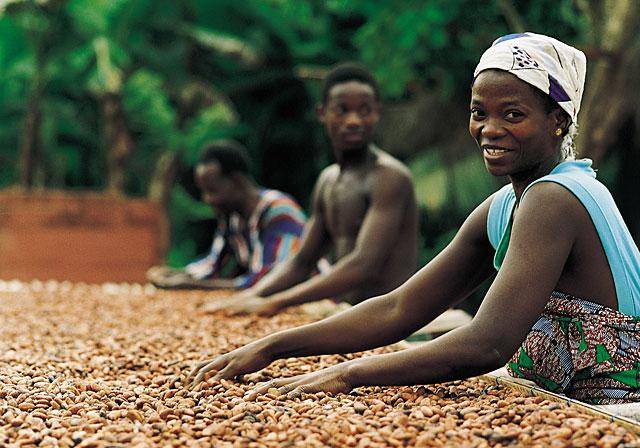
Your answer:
207,62 -> 418,316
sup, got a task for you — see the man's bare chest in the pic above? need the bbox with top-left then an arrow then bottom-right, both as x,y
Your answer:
322,175 -> 370,237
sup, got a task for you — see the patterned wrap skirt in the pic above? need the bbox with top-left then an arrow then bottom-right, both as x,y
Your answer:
508,290 -> 640,404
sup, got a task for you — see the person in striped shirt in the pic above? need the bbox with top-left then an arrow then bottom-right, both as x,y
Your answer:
146,140 -> 307,290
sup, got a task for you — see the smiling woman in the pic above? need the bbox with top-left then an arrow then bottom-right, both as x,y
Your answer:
187,34 -> 640,405
469,70 -> 569,183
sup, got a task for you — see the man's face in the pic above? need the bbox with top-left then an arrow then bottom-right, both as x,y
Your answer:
318,81 -> 380,154
194,162 -> 237,214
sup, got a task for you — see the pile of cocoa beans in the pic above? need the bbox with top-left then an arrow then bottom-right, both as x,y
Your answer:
0,280 -> 638,447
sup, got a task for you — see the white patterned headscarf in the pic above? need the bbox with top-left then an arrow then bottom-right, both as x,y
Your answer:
474,33 -> 587,159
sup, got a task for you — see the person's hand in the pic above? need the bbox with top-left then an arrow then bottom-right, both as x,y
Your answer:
245,363 -> 353,400
187,340 -> 273,388
146,266 -> 194,289
201,289 -> 253,313
201,296 -> 238,314
202,295 -> 280,317
227,297 -> 280,317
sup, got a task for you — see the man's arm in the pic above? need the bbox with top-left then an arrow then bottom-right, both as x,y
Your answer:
229,208 -> 306,290
155,218 -> 243,290
190,196 -> 495,384
238,171 -> 332,298
265,193 -> 496,356
246,215 -> 328,296
182,221 -> 230,281
261,167 -> 416,311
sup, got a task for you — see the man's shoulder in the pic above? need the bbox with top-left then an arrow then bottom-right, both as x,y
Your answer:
258,189 -> 306,221
319,163 -> 340,179
313,164 -> 340,193
367,149 -> 414,197
372,147 -> 413,181
261,189 -> 303,210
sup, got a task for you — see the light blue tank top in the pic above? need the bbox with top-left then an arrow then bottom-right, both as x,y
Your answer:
487,159 -> 640,316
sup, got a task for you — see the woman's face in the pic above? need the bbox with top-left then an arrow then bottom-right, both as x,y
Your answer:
469,70 -> 564,180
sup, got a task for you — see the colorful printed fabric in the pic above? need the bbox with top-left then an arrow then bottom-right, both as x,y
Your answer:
508,291 -> 640,404
185,189 -> 306,288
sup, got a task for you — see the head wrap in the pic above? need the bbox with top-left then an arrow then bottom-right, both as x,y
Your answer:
474,33 -> 587,158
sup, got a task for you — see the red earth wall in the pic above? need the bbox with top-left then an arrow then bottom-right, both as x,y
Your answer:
0,189 -> 166,283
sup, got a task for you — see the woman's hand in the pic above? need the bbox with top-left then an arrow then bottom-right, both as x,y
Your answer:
245,363 -> 354,400
188,340 -> 273,387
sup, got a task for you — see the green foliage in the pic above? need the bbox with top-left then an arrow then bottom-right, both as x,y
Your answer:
520,0 -> 588,38
327,0 -> 586,99
409,147 -> 501,267
410,149 -> 499,213
123,70 -> 178,150
166,184 -> 215,267
181,103 -> 247,166
66,0 -> 129,37
0,16 -> 28,185
0,0 -> 601,271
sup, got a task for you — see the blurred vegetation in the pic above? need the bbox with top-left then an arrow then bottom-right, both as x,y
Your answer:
1,1 -> 639,307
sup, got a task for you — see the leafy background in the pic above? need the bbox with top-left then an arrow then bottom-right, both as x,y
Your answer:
1,0 -> 639,309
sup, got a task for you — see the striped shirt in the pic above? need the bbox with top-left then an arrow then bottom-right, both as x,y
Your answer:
185,189 -> 307,288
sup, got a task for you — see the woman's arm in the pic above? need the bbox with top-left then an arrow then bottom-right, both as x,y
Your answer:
189,196 -> 496,385
252,183 -> 581,397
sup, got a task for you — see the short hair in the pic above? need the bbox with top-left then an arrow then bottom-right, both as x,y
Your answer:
197,140 -> 251,176
321,62 -> 380,104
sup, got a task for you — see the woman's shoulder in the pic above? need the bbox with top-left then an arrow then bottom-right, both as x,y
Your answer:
519,181 -> 584,220
523,159 -> 615,215
525,158 -> 606,196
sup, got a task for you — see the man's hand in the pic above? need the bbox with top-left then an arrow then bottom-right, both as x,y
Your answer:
188,341 -> 273,388
245,363 -> 353,400
146,266 -> 195,289
202,295 -> 281,317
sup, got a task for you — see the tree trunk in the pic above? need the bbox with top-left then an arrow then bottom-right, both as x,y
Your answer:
93,37 -> 134,196
575,0 -> 640,163
18,43 -> 46,189
148,150 -> 180,257
19,89 -> 42,189
614,118 -> 640,242
103,92 -> 135,196
496,0 -> 527,33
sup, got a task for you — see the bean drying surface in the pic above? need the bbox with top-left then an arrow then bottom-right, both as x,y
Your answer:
0,280 -> 639,447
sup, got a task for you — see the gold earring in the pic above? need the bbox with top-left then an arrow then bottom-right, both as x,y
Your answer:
555,128 -> 563,136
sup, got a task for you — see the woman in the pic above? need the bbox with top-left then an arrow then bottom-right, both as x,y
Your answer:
188,33 -> 640,404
